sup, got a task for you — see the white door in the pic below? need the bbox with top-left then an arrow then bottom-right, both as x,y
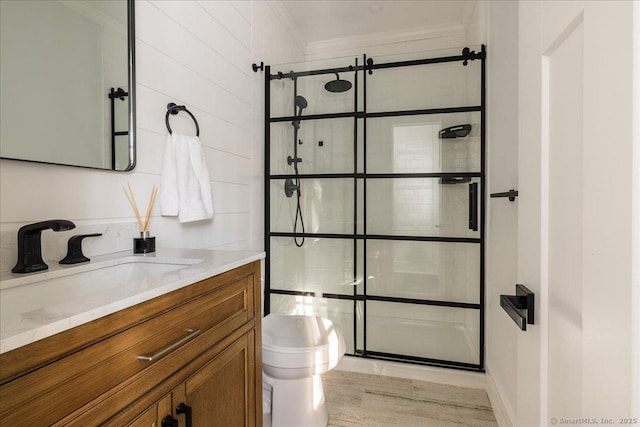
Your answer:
517,1 -> 635,426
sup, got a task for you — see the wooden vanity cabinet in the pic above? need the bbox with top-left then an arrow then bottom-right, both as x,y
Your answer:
0,260 -> 262,427
127,393 -> 173,427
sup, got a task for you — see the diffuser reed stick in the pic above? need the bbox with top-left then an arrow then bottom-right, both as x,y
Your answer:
123,183 -> 157,233
142,185 -> 158,233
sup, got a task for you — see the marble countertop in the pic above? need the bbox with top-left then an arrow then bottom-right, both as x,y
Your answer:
0,248 -> 265,354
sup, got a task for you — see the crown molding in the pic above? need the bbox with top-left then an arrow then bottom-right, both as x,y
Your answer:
305,22 -> 468,57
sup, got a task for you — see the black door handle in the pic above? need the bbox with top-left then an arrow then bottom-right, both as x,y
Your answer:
177,402 -> 193,427
161,415 -> 179,427
468,182 -> 478,231
490,189 -> 518,202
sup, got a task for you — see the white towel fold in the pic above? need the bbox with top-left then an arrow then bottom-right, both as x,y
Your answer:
160,132 -> 214,223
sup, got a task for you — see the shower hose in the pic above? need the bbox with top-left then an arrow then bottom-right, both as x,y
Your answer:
293,159 -> 305,247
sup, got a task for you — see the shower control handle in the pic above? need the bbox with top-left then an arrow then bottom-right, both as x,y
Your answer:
287,156 -> 302,165
284,178 -> 298,198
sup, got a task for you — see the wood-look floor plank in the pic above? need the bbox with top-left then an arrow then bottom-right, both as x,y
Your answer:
324,370 -> 498,427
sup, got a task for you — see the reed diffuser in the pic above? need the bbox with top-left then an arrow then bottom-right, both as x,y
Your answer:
123,183 -> 158,254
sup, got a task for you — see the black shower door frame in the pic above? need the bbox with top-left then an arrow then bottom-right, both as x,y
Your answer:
264,46 -> 486,372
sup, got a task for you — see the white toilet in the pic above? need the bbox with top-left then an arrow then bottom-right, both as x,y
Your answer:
262,314 -> 346,427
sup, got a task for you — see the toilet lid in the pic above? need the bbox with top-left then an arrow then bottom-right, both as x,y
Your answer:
263,315 -> 342,349
262,315 -> 345,368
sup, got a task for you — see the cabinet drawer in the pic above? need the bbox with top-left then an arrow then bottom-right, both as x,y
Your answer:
0,272 -> 255,426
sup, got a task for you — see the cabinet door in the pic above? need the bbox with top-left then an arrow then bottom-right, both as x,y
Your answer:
127,393 -> 173,427
184,333 -> 256,427
127,405 -> 157,427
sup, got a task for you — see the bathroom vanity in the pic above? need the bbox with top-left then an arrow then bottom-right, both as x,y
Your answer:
0,249 -> 264,426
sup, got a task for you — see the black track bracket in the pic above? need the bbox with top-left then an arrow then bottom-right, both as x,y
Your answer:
252,62 -> 264,72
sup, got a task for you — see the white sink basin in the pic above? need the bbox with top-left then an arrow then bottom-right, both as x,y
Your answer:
0,256 -> 201,320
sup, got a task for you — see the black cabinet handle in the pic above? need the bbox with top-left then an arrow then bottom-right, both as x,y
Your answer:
177,402 -> 193,427
161,415 -> 179,427
468,182 -> 478,231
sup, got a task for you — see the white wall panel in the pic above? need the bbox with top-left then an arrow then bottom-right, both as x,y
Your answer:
136,83 -> 252,159
198,1 -> 251,49
0,160 -> 158,223
230,1 -> 250,23
149,0 -> 251,74
137,1 -> 251,103
211,182 -> 251,214
151,212 -> 251,249
207,149 -> 251,186
0,0 -> 304,272
134,128 -> 165,174
136,40 -> 249,130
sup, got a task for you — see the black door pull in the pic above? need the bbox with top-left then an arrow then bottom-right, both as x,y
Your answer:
177,402 -> 193,427
468,182 -> 478,231
500,284 -> 535,330
161,415 -> 179,427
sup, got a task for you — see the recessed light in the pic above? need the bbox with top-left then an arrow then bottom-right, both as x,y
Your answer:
368,2 -> 384,13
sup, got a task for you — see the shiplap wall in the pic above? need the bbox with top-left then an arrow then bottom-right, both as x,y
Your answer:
0,0 -> 304,272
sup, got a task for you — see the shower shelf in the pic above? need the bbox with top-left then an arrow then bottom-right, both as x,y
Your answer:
439,124 -> 472,139
441,176 -> 472,184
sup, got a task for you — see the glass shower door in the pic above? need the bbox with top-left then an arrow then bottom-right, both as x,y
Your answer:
357,50 -> 484,368
265,47 -> 485,371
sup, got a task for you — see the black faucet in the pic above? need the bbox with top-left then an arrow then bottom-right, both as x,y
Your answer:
59,233 -> 102,265
12,220 -> 76,273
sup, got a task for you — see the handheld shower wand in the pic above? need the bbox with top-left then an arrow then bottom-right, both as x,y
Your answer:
291,95 -> 308,130
284,94 -> 308,247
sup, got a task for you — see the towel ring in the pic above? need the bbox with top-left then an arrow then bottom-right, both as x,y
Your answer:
166,103 -> 200,136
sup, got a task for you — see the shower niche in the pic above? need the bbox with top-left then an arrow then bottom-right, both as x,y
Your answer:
264,46 -> 486,371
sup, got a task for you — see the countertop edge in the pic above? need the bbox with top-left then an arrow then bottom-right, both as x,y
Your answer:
0,249 -> 265,354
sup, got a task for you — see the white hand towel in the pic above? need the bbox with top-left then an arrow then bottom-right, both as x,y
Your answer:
160,133 -> 214,223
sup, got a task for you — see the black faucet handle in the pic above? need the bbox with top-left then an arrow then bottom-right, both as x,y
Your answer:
59,233 -> 102,265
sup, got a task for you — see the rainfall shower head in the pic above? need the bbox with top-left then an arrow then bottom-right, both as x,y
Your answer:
325,73 -> 352,93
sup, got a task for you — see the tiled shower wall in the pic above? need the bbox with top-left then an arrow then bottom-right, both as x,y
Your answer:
0,1 -> 303,272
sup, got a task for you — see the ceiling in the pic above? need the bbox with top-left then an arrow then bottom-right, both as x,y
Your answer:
279,0 -> 478,46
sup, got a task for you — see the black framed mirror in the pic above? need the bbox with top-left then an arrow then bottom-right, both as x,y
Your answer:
0,0 -> 136,171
